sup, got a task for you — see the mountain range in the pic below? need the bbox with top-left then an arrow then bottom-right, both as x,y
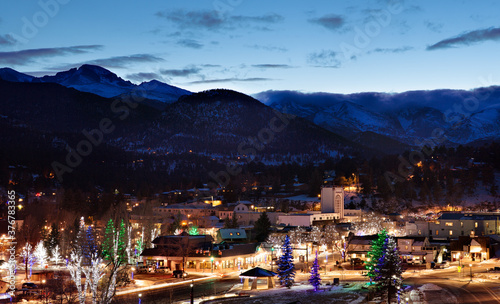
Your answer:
1,65 -> 499,162
0,67 -> 354,172
255,88 -> 500,147
0,65 -> 191,106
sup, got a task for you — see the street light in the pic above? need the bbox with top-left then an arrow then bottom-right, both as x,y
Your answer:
211,257 -> 214,273
469,264 -> 473,282
131,267 -> 135,280
190,280 -> 194,304
138,293 -> 142,304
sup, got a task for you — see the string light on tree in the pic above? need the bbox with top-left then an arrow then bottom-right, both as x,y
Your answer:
309,251 -> 321,291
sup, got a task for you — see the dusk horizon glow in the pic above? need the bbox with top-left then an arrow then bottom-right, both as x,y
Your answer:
1,0 -> 499,95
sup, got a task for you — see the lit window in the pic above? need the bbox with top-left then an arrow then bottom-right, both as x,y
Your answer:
445,222 -> 453,227
436,230 -> 439,235
461,222 -> 463,227
475,222 -> 478,228
449,230 -> 453,235
436,221 -> 440,224
486,223 -> 489,228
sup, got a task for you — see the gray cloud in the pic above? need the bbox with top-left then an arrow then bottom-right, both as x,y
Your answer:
246,44 -> 288,52
156,10 -> 283,31
231,13 -> 283,24
188,77 -> 273,84
177,39 -> 203,49
424,21 -> 443,33
0,45 -> 102,65
369,46 -> 414,54
252,64 -> 292,69
309,14 -> 345,30
83,54 -> 165,68
50,54 -> 165,71
308,50 -> 341,68
161,66 -> 201,77
126,72 -> 164,83
0,34 -> 17,46
427,27 -> 500,50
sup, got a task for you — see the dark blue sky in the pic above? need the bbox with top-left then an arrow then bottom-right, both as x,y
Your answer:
1,0 -> 499,94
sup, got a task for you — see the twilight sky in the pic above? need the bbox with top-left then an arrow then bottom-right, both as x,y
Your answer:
1,0 -> 499,95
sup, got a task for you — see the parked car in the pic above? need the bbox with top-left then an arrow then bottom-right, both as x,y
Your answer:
172,270 -> 187,278
22,283 -> 38,290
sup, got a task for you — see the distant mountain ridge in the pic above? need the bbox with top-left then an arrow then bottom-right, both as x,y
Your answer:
0,65 -> 191,104
0,79 -> 358,169
255,89 -> 500,146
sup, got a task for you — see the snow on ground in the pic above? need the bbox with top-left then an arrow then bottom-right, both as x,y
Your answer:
418,284 -> 457,304
213,281 -> 366,304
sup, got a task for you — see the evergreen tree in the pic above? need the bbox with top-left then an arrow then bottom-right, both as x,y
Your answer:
365,229 -> 388,282
375,235 -> 403,304
117,219 -> 127,264
254,212 -> 271,242
102,219 -> 115,261
74,217 -> 86,256
223,216 -> 238,229
277,235 -> 295,288
309,251 -> 321,291
82,226 -> 97,264
44,223 -> 60,257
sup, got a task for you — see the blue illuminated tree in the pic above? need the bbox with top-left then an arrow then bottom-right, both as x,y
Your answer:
309,251 -> 321,291
277,235 -> 295,288
374,235 -> 403,304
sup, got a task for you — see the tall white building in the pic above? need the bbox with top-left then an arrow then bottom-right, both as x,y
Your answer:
321,186 -> 344,219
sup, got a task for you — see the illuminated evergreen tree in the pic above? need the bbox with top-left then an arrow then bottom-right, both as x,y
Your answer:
117,219 -> 127,264
375,235 -> 403,304
309,251 -> 321,291
365,229 -> 388,282
277,235 -> 295,288
102,219 -> 115,260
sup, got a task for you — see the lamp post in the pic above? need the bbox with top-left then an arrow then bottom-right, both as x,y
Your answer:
190,281 -> 194,304
469,264 -> 472,282
138,293 -> 142,304
211,257 -> 214,273
131,267 -> 135,280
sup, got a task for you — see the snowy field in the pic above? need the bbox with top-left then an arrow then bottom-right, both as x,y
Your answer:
225,282 -> 366,304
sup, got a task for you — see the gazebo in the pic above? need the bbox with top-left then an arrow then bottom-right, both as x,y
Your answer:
239,267 -> 277,290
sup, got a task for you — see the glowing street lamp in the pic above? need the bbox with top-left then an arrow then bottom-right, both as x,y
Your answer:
138,293 -> 142,304
211,257 -> 214,273
190,281 -> 194,304
131,267 -> 135,280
